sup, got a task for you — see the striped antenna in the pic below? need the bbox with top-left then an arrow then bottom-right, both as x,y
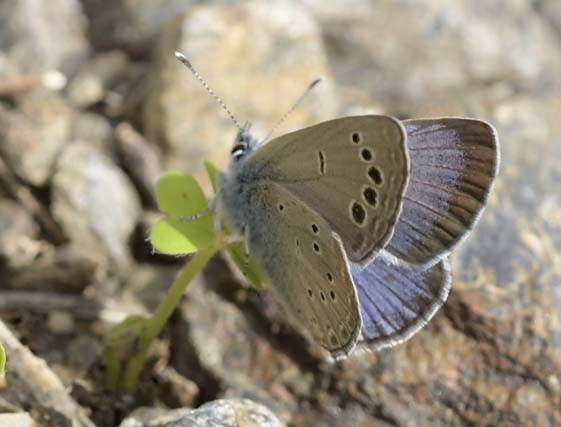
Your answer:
262,77 -> 322,143
175,51 -> 243,132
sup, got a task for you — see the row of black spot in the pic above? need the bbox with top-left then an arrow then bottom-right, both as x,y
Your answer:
307,287 -> 337,302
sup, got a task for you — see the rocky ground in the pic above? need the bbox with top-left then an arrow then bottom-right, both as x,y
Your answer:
0,1 -> 560,426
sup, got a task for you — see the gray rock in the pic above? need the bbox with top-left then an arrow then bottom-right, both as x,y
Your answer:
70,111 -> 115,158
81,0 -> 197,55
0,413 -> 33,427
2,244 -> 103,293
0,91 -> 71,186
153,366 -> 200,408
540,0 -> 561,34
0,0 -> 88,76
47,310 -> 75,334
303,0 -> 561,114
0,200 -> 40,269
145,0 -> 338,182
119,399 -> 284,427
67,72 -> 104,108
67,50 -> 130,108
66,335 -> 102,375
51,142 -> 141,274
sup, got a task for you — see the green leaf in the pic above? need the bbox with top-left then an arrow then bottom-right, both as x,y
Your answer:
150,217 -> 215,254
0,340 -> 5,376
204,160 -> 219,192
226,242 -> 264,289
151,171 -> 215,254
156,171 -> 208,218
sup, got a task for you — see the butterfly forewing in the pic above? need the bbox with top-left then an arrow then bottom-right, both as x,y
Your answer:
245,182 -> 361,358
247,116 -> 409,267
386,118 -> 499,267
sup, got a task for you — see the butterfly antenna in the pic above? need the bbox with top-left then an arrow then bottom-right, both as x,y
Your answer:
175,51 -> 243,132
262,77 -> 322,143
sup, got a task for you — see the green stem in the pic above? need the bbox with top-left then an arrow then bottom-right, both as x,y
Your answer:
0,340 -> 5,376
123,245 -> 218,390
104,348 -> 120,390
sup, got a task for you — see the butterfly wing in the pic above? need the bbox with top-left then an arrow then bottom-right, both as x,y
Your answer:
245,181 -> 361,358
351,256 -> 451,351
386,118 -> 499,267
245,115 -> 409,267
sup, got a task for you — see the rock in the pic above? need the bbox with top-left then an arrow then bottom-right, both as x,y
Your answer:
114,122 -> 163,208
0,0 -> 88,76
0,200 -> 40,270
0,413 -> 33,427
67,50 -> 130,108
0,321 -> 97,427
51,142 -> 142,274
81,0 -> 196,56
2,244 -> 104,293
153,365 -> 199,408
303,0 -> 561,115
67,73 -> 104,108
47,310 -> 75,334
66,335 -> 102,375
540,0 -> 561,34
0,91 -> 71,186
145,0 -> 338,182
70,111 -> 115,158
119,398 -> 285,427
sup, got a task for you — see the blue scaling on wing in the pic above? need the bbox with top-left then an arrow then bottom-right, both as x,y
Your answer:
386,118 -> 499,268
350,256 -> 451,350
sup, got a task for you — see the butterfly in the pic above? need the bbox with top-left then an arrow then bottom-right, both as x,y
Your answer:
176,52 -> 500,359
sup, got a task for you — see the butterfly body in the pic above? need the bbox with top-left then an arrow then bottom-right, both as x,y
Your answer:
216,116 -> 413,357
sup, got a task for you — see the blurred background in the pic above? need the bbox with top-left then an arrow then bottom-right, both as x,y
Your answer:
0,0 -> 560,426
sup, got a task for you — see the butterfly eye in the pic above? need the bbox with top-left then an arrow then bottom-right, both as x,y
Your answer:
231,143 -> 248,158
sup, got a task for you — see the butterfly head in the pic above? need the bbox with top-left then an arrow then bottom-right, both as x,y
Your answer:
231,122 -> 258,162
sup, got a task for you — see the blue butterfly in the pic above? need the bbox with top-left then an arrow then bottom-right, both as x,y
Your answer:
177,53 -> 499,358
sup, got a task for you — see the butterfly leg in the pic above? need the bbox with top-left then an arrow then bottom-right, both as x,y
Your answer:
180,196 -> 218,222
242,226 -> 250,276
180,205 -> 211,221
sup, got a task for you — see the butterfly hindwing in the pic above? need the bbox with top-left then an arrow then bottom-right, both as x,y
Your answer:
246,115 -> 409,267
244,182 -> 361,358
351,256 -> 451,351
386,118 -> 499,267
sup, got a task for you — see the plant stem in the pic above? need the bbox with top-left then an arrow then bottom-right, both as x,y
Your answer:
122,245 -> 218,390
0,339 -> 5,375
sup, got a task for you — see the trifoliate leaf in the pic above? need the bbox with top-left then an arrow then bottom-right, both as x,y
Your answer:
151,171 -> 214,254
150,217 -> 215,254
204,160 -> 219,192
156,171 -> 208,218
